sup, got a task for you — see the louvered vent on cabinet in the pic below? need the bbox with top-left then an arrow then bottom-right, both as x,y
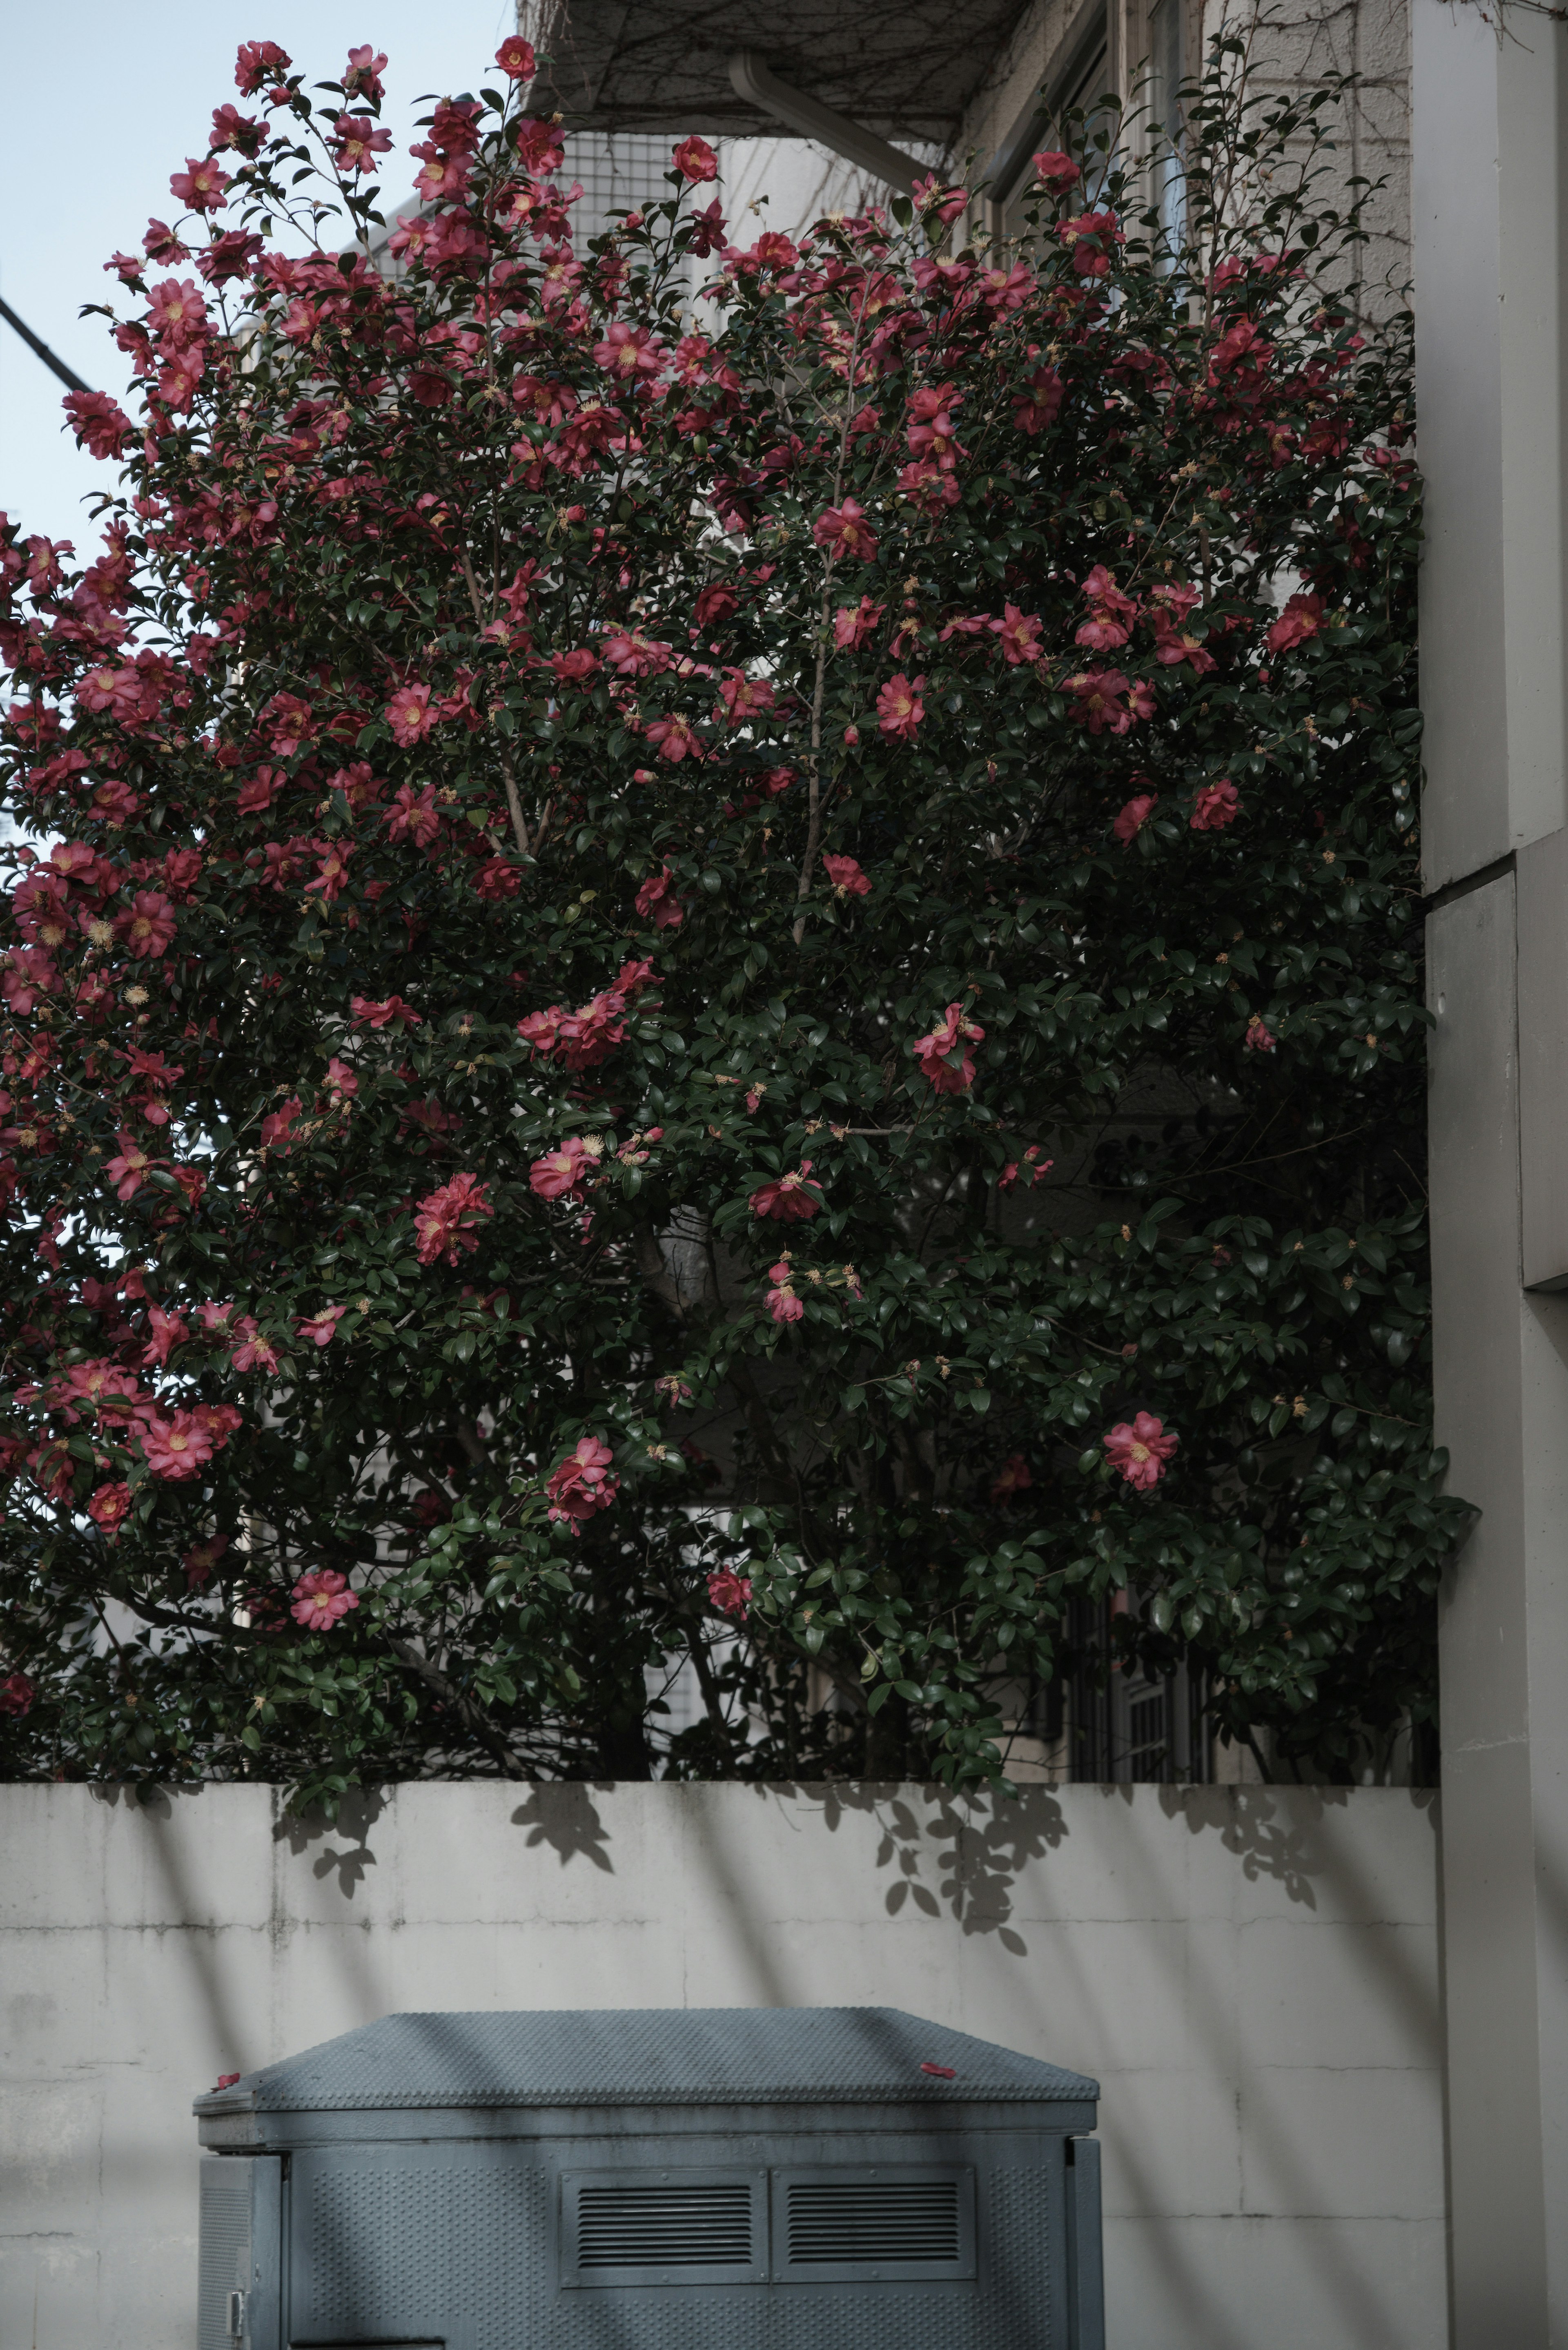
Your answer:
562,2172 -> 767,2286
775,2169 -> 976,2283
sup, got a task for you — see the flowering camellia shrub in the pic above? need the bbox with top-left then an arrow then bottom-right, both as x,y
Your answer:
0,33 -> 1464,1807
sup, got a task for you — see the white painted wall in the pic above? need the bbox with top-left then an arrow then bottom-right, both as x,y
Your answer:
0,1781 -> 1445,2350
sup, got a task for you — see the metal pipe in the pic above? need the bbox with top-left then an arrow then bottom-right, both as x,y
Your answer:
727,50 -> 925,198
0,292 -> 92,397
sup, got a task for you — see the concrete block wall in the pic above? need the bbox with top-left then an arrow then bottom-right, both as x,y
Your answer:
1,1781 -> 1444,2349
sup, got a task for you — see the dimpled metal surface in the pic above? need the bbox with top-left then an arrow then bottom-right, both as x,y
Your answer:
220,2006 -> 1098,2112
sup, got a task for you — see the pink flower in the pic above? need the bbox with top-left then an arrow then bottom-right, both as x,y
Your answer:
324,1056 -> 358,1101
88,1480 -> 133,1533
673,135 -> 719,183
707,1567 -> 752,1618
414,1173 -> 493,1266
593,321 -> 667,381
230,1322 -> 282,1373
717,670 -> 775,724
495,33 -> 537,78
1059,208 -> 1124,276
530,1137 -> 593,1200
290,1567 -> 360,1631
1114,792 -> 1158,843
1033,149 -> 1082,192
1077,564 -> 1139,651
64,391 -> 134,459
118,890 -> 177,957
635,867 -> 684,929
385,682 -> 435,745
913,1002 -> 984,1095
183,1536 -> 227,1589
750,1162 -> 824,1222
1103,1411 -> 1178,1490
141,1305 -> 189,1367
0,1672 -> 34,1718
645,714 -> 701,763
331,114 -> 391,174
764,1258 -> 804,1324
833,596 -> 884,649
385,783 -> 441,847
822,853 -> 870,896
655,1373 -> 693,1407
259,1097 -> 301,1150
235,39 -> 290,94
547,1435 -> 620,1529
296,1304 -> 348,1346
1014,364 -> 1065,433
876,672 -> 925,738
1266,593 -> 1325,653
140,1409 -> 216,1482
1190,779 -> 1239,831
1245,1016 -> 1277,1052
170,156 -> 231,214
105,1133 -> 155,1202
812,498 -> 878,563
350,994 -> 421,1029
1067,670 -> 1139,736
991,604 -> 1043,664
990,1454 -> 1033,1503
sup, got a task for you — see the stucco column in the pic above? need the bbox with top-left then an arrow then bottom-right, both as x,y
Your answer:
1415,5 -> 1568,2341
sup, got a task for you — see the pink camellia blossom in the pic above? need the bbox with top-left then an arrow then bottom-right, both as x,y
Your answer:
259,1097 -> 301,1151
1059,208 -> 1124,276
876,672 -> 925,738
332,115 -> 392,174
414,1173 -> 493,1266
1033,149 -> 1082,192
105,1133 -> 156,1203
717,669 -> 775,724
635,867 -> 684,929
119,890 -> 177,958
1102,1410 -> 1179,1490
655,1373 -> 694,1407
764,1258 -> 804,1324
386,783 -> 441,847
1114,792 -> 1158,843
1245,1016 -> 1277,1052
1190,779 -> 1240,831
822,853 -> 871,896
547,1435 -> 620,1530
833,596 -> 884,649
672,134 -> 719,183
324,1056 -> 358,1101
350,994 -> 421,1030
342,44 -> 388,99
990,1454 -> 1033,1503
0,1672 -> 35,1717
141,1305 -> 190,1367
170,155 -> 231,213
290,1567 -> 360,1631
236,38 -> 290,93
183,1536 -> 227,1589
1077,564 -> 1139,651
140,1409 -> 216,1482
593,321 -> 668,381
296,1304 -> 349,1347
1265,592 -> 1325,654
812,498 -> 878,563
707,1567 -> 752,1618
991,604 -> 1044,665
495,32 -> 537,78
385,682 -> 436,746
645,713 -> 702,763
230,1321 -> 281,1373
530,1137 -> 594,1200
63,391 -> 135,459
87,1480 -> 134,1533
750,1162 -> 824,1222
913,1001 -> 984,1095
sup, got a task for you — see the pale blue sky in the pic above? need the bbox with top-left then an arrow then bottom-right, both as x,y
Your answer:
0,0 -> 514,547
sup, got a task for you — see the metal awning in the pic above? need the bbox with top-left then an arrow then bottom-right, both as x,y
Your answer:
521,0 -> 1033,146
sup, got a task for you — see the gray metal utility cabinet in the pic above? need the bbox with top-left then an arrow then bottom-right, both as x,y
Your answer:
194,2005 -> 1104,2350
